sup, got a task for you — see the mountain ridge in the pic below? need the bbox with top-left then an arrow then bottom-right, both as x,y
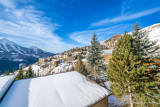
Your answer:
0,38 -> 55,74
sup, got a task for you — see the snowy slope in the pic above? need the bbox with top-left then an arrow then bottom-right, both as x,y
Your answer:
0,75 -> 16,100
142,23 -> 160,45
0,71 -> 110,107
101,23 -> 160,48
23,64 -> 55,76
51,63 -> 74,74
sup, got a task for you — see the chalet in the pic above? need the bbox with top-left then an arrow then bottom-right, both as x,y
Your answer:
63,54 -> 68,59
51,59 -> 60,66
82,59 -> 88,68
0,71 -> 111,107
102,50 -> 112,64
39,58 -> 48,63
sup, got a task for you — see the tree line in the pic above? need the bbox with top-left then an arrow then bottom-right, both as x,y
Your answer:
85,22 -> 159,107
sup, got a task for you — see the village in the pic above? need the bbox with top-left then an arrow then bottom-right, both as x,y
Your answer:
0,37 -> 124,107
0,25 -> 160,106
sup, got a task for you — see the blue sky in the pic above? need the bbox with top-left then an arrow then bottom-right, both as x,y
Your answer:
0,0 -> 160,53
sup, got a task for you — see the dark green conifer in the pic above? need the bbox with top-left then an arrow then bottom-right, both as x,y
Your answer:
25,64 -> 33,78
70,66 -> 74,71
16,67 -> 23,80
132,23 -> 160,105
132,22 -> 159,58
82,66 -> 88,76
87,33 -> 104,80
4,70 -> 10,75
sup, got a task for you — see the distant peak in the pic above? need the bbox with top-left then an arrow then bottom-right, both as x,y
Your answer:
0,38 -> 15,44
0,38 -> 9,41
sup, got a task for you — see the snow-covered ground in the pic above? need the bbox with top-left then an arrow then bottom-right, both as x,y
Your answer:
51,63 -> 74,74
108,95 -> 125,107
0,71 -> 110,107
103,81 -> 127,107
102,50 -> 112,54
143,23 -> 160,45
0,75 -> 16,100
23,64 -> 55,76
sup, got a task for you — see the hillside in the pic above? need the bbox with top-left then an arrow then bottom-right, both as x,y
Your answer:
101,23 -> 160,49
101,34 -> 122,49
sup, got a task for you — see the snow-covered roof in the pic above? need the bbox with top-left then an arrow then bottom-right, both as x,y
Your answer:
0,71 -> 110,107
52,59 -> 60,61
0,75 -> 16,100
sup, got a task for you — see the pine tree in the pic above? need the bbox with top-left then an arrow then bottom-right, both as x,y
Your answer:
4,70 -> 10,75
70,66 -> 74,71
25,64 -> 33,78
132,22 -> 159,58
12,69 -> 15,73
55,61 -> 58,67
141,53 -> 160,106
82,66 -> 88,76
87,33 -> 104,80
132,23 -> 160,105
16,67 -> 23,80
108,32 -> 147,107
75,54 -> 84,73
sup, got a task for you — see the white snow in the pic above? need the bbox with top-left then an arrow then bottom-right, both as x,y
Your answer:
104,81 -> 111,90
51,63 -> 74,74
103,81 -> 127,107
102,50 -> 112,54
12,59 -> 23,61
100,40 -> 106,46
143,23 -> 160,45
0,71 -> 110,107
108,95 -> 124,107
0,75 -> 16,100
0,38 -> 24,54
52,59 -> 60,61
23,64 -> 54,76
129,23 -> 160,45
82,58 -> 87,62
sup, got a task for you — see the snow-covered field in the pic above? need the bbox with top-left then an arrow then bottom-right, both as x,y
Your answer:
24,64 -> 55,76
51,63 -> 74,74
0,75 -> 16,100
143,23 -> 160,45
0,71 -> 110,107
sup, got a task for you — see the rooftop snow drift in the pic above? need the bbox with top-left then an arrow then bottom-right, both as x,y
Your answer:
0,71 -> 110,107
0,75 -> 16,100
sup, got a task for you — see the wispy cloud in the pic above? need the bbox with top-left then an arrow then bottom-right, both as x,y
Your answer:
0,0 -> 76,53
91,7 -> 160,27
70,24 -> 130,45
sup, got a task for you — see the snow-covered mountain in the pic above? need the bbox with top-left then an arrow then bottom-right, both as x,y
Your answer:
100,34 -> 122,49
101,23 -> 160,49
0,38 -> 54,59
0,38 -> 55,74
143,23 -> 160,45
